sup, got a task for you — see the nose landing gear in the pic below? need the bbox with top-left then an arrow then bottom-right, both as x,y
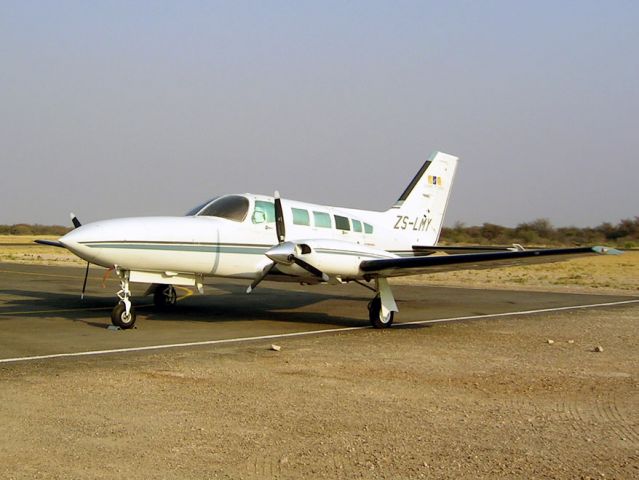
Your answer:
111,267 -> 137,329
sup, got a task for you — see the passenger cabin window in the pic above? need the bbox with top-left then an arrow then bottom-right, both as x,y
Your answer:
352,219 -> 363,233
313,211 -> 332,228
252,200 -> 275,224
292,208 -> 310,226
334,215 -> 350,231
197,195 -> 249,222
364,223 -> 374,234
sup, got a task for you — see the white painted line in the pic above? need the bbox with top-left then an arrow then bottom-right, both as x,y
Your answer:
399,299 -> 639,326
1,299 -> 637,364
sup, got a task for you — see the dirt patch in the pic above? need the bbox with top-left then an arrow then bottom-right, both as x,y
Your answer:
1,305 -> 637,479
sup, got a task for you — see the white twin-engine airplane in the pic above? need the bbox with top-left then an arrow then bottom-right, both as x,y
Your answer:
38,151 -> 618,329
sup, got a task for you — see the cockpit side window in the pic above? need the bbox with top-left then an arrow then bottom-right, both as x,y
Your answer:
197,195 -> 250,222
252,200 -> 276,224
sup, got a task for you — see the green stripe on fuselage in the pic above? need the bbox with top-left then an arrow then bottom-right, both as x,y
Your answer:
83,242 -> 268,255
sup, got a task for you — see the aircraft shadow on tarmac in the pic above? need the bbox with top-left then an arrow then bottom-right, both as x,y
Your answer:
0,282 -> 375,329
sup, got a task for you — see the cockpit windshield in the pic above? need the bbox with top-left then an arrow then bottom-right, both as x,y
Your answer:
187,195 -> 250,222
185,197 -> 218,216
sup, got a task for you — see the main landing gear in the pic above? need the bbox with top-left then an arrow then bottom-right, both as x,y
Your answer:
111,267 -> 136,329
367,278 -> 398,329
153,284 -> 177,308
368,296 -> 394,328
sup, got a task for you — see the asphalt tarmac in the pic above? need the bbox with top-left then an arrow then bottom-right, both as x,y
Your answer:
0,262 -> 634,361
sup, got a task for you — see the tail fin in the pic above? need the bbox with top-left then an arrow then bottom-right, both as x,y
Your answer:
386,151 -> 458,246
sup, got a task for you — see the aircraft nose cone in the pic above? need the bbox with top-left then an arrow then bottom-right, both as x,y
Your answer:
59,224 -> 102,262
265,242 -> 296,265
59,227 -> 83,250
60,227 -> 86,255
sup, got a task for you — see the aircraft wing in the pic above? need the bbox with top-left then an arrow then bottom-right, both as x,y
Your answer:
34,239 -> 66,248
411,245 -> 527,255
360,246 -> 621,278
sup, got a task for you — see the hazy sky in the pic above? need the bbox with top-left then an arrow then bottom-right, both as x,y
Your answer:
1,1 -> 637,227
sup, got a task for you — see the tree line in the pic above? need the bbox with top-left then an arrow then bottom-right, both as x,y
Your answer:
0,224 -> 71,236
441,217 -> 639,248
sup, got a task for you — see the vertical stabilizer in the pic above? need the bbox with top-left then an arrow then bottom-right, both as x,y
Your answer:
386,151 -> 458,246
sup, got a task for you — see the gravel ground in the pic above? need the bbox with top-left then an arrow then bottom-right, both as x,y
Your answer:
1,305 -> 637,479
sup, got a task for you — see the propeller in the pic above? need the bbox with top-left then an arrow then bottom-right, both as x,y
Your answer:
291,256 -> 326,279
246,192 -> 327,293
246,262 -> 276,294
80,262 -> 90,300
70,212 -> 82,229
274,191 -> 286,243
69,212 -> 90,300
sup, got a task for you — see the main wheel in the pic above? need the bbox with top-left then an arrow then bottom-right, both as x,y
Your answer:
368,295 -> 394,328
111,302 -> 137,329
153,284 -> 177,308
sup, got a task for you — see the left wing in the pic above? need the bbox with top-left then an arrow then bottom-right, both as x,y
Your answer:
360,246 -> 620,278
34,239 -> 66,248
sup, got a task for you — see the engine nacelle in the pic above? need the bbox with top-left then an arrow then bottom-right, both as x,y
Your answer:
288,239 -> 397,279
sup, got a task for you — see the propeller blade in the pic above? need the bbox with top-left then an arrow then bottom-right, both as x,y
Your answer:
70,212 -> 82,229
246,262 -> 276,294
80,262 -> 90,300
292,257 -> 329,282
274,191 -> 286,243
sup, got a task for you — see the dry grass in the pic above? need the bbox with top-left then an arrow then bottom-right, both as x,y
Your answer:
393,251 -> 639,296
0,235 -> 82,265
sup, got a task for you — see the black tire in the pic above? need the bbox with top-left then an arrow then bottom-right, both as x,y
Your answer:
153,284 -> 177,308
111,302 -> 137,329
368,295 -> 394,329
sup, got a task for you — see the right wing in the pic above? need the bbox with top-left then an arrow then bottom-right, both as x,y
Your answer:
411,244 -> 526,255
360,246 -> 621,278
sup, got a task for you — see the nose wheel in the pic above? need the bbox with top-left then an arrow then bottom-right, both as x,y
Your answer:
111,267 -> 137,329
112,302 -> 137,329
